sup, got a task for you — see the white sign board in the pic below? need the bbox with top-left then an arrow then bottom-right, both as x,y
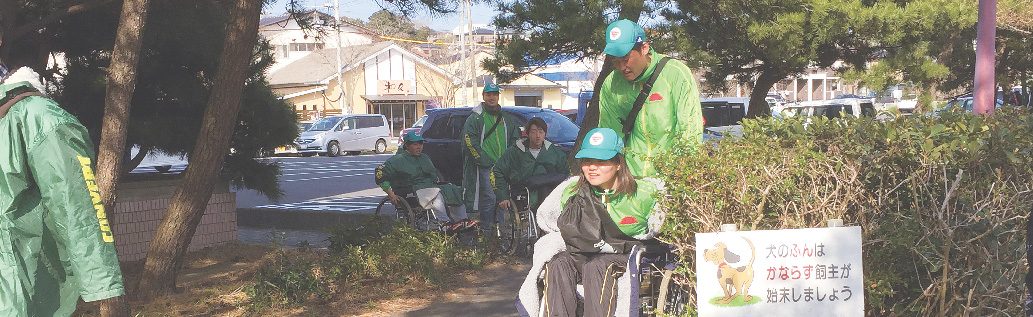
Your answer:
377,80 -> 412,95
695,227 -> 864,316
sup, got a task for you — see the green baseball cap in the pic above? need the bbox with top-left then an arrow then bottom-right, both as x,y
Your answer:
603,19 -> 647,57
403,131 -> 425,143
483,82 -> 500,93
575,128 -> 624,160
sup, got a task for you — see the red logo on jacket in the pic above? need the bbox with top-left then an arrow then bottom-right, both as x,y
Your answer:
648,93 -> 663,102
619,216 -> 639,225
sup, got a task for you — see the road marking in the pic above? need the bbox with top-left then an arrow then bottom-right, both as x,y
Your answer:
283,172 -> 375,182
280,168 -> 375,177
254,194 -> 385,213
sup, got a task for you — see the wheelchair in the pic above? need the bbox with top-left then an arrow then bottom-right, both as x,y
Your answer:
374,190 -> 444,232
628,244 -> 691,316
495,186 -> 540,257
527,243 -> 690,316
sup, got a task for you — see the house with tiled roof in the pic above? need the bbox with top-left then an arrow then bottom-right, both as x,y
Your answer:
259,10 -> 380,73
269,42 -> 458,136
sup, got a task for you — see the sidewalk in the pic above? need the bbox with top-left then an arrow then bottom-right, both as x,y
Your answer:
394,259 -> 529,317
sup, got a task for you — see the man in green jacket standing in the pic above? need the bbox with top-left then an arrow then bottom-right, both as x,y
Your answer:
598,19 -> 704,178
0,31 -> 126,316
493,117 -> 569,213
462,83 -> 521,228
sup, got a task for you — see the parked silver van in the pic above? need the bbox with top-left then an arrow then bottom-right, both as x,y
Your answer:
294,114 -> 391,156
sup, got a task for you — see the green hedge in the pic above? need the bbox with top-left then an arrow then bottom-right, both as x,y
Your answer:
655,108 -> 1033,316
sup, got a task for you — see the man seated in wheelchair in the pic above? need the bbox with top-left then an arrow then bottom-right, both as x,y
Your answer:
492,117 -> 570,213
516,128 -> 665,317
375,131 -> 479,232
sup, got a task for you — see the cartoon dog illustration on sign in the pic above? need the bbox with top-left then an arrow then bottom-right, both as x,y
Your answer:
703,236 -> 756,304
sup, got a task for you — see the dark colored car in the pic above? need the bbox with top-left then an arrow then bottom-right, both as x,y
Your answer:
940,94 -> 1004,113
396,115 -> 428,147
555,109 -> 580,126
420,106 -> 578,184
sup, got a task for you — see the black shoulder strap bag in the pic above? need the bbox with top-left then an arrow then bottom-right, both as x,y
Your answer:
0,85 -> 44,119
483,112 -> 503,139
619,57 -> 670,143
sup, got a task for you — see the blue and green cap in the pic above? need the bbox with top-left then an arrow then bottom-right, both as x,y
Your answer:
575,128 -> 624,160
483,82 -> 500,93
603,19 -> 647,57
403,131 -> 425,143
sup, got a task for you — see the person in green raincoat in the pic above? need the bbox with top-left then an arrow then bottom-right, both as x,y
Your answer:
492,117 -> 569,213
0,28 -> 126,316
376,131 -> 478,231
597,19 -> 704,178
461,83 -> 521,228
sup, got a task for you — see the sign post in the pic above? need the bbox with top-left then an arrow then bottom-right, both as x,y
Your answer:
695,227 -> 865,316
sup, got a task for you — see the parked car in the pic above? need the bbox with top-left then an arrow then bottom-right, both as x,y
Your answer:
396,115 -> 428,147
938,95 -> 1004,113
555,109 -> 580,126
700,97 -> 748,127
419,106 -> 579,184
781,98 -> 875,119
294,114 -> 391,157
298,120 -> 315,133
896,94 -> 919,113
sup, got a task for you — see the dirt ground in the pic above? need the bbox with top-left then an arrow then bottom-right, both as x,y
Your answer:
73,242 -> 529,316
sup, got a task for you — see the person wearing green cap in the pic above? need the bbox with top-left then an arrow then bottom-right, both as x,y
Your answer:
461,82 -> 521,228
0,22 -> 127,316
515,127 -> 664,317
376,131 -> 477,232
597,18 -> 704,178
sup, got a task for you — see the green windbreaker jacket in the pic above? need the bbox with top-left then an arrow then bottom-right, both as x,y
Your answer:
0,77 -> 125,316
558,178 -> 661,241
375,151 -> 462,205
491,138 -> 569,209
598,49 -> 704,178
461,104 -> 521,210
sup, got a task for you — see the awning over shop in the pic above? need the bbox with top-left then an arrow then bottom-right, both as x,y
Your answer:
361,94 -> 435,102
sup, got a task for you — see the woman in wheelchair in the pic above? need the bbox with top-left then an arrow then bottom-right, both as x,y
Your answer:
375,131 -> 478,232
517,128 -> 664,317
493,117 -> 570,213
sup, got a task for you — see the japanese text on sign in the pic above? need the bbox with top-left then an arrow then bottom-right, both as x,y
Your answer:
695,226 -> 865,316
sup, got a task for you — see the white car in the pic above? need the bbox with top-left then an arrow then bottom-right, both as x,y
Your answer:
294,114 -> 392,156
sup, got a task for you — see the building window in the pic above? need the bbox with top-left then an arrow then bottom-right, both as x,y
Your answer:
290,43 -> 324,51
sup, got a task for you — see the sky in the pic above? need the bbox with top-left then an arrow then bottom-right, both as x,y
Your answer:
263,0 -> 500,32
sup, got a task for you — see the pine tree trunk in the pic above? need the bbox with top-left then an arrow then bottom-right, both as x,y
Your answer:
97,0 -> 150,314
98,0 -> 149,236
746,69 -> 782,118
135,0 -> 261,300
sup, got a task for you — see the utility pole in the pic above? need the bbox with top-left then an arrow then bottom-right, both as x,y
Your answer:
334,0 -> 348,114
458,7 -> 468,106
466,0 -> 476,106
973,0 -> 996,114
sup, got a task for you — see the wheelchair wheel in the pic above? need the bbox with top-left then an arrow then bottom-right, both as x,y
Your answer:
375,197 -> 414,228
654,270 -> 690,315
411,207 -> 437,231
496,205 -> 519,255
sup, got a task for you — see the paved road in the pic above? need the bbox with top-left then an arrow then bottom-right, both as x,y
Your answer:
236,154 -> 393,213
